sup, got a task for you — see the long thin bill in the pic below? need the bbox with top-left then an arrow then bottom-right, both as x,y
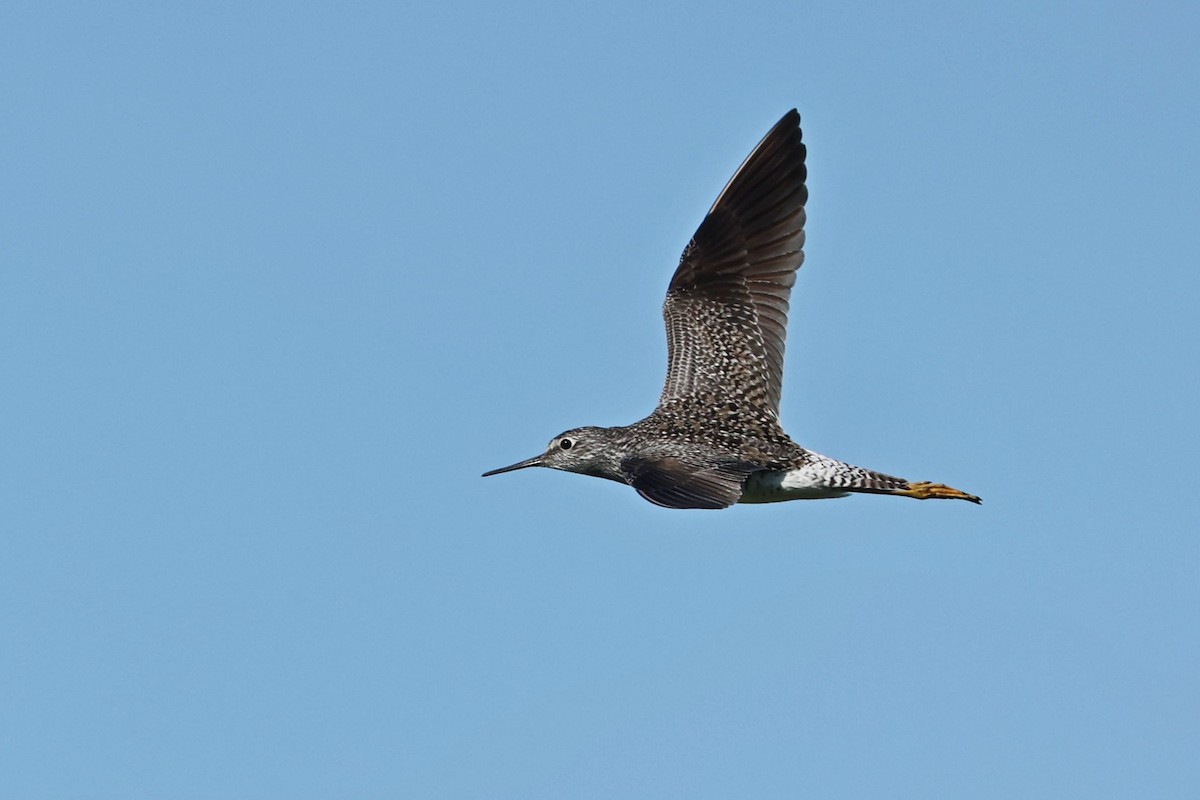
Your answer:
481,455 -> 543,477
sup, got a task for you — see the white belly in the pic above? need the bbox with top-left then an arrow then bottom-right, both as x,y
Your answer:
739,468 -> 850,504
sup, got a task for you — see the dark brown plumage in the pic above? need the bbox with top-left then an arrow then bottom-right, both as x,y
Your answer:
483,111 -> 979,510
662,108 -> 806,418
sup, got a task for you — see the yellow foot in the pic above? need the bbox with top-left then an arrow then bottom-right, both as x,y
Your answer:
900,481 -> 981,504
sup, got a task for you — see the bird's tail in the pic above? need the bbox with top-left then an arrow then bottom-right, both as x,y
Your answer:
830,463 -> 982,504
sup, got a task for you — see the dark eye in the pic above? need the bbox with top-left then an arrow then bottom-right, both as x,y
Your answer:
559,438 -> 574,450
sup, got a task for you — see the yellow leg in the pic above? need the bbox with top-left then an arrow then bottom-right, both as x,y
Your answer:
899,481 -> 981,504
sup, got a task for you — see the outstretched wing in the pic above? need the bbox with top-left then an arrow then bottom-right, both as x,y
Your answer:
658,110 -> 807,418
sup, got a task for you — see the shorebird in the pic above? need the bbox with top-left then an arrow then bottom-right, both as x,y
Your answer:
483,110 -> 979,509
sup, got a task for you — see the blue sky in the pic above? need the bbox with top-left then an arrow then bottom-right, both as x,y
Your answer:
2,1 -> 1198,797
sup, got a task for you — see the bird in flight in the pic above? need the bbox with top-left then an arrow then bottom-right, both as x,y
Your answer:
483,110 -> 980,509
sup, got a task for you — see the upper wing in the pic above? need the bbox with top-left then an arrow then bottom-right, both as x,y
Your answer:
658,110 -> 807,418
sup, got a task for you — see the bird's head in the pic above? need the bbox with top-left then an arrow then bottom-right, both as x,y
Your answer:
482,426 -> 623,482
